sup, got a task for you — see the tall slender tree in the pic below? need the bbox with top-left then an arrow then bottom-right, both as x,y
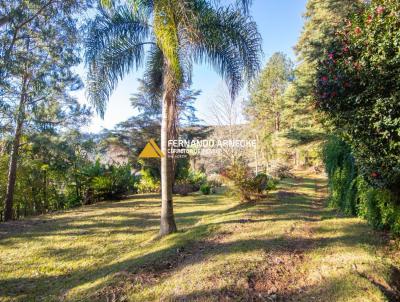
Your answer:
0,0 -> 88,220
246,53 -> 293,133
85,0 -> 262,236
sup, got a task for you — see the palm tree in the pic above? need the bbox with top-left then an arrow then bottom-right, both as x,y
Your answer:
85,0 -> 262,236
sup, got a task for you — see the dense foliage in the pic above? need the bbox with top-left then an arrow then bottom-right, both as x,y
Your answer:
296,0 -> 400,235
0,133 -> 136,220
324,136 -> 400,234
0,0 -> 93,220
316,0 -> 400,193
245,52 -> 324,171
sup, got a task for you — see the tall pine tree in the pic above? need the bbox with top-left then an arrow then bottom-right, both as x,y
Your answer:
0,0 -> 89,220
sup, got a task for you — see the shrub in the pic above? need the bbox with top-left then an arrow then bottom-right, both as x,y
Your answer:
207,173 -> 224,188
200,183 -> 211,195
91,176 -> 113,199
266,178 -> 278,191
175,168 -> 206,192
250,173 -> 269,194
137,168 -> 160,193
323,136 -> 357,215
357,178 -> 400,234
91,164 -> 135,199
269,163 -> 294,179
225,161 -> 275,202
187,169 -> 207,187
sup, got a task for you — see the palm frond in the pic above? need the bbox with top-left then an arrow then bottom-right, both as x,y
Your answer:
153,0 -> 183,85
235,0 -> 253,14
127,0 -> 154,14
187,4 -> 262,98
143,45 -> 164,101
84,6 -> 152,117
211,0 -> 253,14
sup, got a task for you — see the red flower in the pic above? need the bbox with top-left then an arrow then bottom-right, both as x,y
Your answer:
343,46 -> 349,53
367,15 -> 373,24
376,6 -> 385,15
328,53 -> 334,59
354,27 -> 362,35
371,172 -> 379,178
354,62 -> 361,70
321,76 -> 328,82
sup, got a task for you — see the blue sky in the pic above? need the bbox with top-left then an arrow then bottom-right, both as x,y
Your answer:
76,0 -> 307,132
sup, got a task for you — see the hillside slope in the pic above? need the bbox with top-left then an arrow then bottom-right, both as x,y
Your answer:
0,171 -> 399,302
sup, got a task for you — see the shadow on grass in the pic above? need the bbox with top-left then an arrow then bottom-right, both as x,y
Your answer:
0,220 -> 386,301
0,193 -> 224,241
0,175 -> 388,301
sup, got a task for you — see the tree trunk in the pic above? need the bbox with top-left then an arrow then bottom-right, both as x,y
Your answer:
159,86 -> 177,236
275,111 -> 280,132
3,104 -> 25,221
3,73 -> 27,221
255,134 -> 259,175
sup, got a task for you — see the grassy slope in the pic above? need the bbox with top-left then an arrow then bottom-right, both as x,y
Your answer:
0,171 -> 399,302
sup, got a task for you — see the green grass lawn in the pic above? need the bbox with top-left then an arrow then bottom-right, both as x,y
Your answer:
0,172 -> 399,302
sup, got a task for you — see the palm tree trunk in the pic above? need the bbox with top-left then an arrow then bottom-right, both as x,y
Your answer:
159,86 -> 177,236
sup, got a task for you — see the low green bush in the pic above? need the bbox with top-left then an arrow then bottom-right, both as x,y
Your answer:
224,161 -> 275,202
137,168 -> 160,193
187,169 -> 207,187
266,178 -> 278,191
357,178 -> 400,234
175,168 -> 207,192
200,183 -> 211,195
90,164 -> 135,199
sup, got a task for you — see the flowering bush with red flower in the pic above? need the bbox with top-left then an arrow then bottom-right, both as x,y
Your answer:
316,0 -> 400,194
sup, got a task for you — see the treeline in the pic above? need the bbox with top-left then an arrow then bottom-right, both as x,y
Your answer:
244,52 -> 324,172
296,0 -> 400,234
0,0 -> 208,221
0,132 -> 135,219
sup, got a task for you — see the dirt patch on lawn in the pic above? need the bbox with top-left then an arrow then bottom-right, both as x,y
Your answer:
91,229 -> 236,301
249,224 -> 316,301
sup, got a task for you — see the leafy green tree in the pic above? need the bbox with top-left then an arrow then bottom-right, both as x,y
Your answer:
0,0 -> 89,220
296,0 -> 363,62
315,0 -> 400,194
289,0 -> 364,169
294,0 -> 364,100
245,53 -> 295,168
246,52 -> 293,133
85,0 -> 262,236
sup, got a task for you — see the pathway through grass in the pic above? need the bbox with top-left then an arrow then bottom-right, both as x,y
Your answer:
0,171 -> 399,301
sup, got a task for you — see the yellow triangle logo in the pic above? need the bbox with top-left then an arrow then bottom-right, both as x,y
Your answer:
139,139 -> 165,158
